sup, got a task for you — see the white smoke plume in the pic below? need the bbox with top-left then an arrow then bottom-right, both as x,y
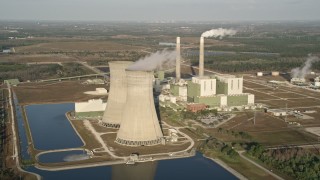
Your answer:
291,55 -> 319,78
63,154 -> 90,162
127,49 -> 177,71
201,28 -> 237,39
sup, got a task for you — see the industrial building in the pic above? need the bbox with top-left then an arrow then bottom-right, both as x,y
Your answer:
75,99 -> 106,119
167,36 -> 254,109
186,103 -> 207,112
314,77 -> 320,87
186,75 -> 253,108
3,79 -> 20,86
267,109 -> 287,117
84,88 -> 108,96
290,78 -> 306,84
102,61 -> 132,128
257,72 -> 263,76
116,70 -> 164,146
271,71 -> 280,76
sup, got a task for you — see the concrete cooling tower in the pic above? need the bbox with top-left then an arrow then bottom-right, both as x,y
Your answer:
102,61 -> 132,128
115,70 -> 164,146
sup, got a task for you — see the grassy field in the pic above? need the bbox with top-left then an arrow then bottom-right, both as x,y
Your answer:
204,150 -> 276,180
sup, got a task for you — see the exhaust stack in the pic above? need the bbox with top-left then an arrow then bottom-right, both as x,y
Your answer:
176,37 -> 181,82
199,36 -> 204,77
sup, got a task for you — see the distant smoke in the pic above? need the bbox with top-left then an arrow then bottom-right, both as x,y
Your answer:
63,154 -> 90,162
127,50 -> 176,71
201,28 -> 237,39
291,55 -> 319,78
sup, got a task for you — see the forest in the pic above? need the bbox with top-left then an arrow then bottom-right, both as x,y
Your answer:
247,143 -> 320,179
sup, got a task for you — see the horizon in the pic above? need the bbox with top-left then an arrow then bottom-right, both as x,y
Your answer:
1,0 -> 320,22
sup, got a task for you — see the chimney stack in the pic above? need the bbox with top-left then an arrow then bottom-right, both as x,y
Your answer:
176,37 -> 181,82
199,36 -> 204,77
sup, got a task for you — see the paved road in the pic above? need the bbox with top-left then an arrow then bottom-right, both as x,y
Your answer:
78,61 -> 105,75
83,120 -> 125,160
238,151 -> 284,180
7,85 -> 41,180
267,143 -> 320,150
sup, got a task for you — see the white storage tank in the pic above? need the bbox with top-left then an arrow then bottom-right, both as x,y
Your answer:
257,72 -> 263,76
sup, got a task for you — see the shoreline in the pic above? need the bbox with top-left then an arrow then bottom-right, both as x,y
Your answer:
203,154 -> 248,180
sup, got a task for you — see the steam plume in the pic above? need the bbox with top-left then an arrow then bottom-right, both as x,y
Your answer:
127,50 -> 176,71
201,28 -> 237,39
63,154 -> 90,162
291,55 -> 319,78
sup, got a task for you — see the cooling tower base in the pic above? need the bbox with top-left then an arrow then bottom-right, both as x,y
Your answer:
115,137 -> 163,146
101,122 -> 120,129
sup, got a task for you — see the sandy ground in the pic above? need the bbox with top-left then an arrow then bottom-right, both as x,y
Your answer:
305,127 -> 320,136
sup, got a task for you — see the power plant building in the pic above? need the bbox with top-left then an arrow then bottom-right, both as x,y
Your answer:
75,99 -> 106,119
215,75 -> 243,95
116,70 -> 164,146
187,75 -> 254,108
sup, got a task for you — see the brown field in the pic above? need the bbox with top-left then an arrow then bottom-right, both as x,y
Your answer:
0,54 -> 77,63
249,129 -> 318,146
249,87 -> 286,94
14,81 -> 107,104
286,98 -> 320,108
15,41 -> 146,53
243,81 -> 268,89
221,112 -> 288,132
244,89 -> 278,101
270,92 -> 306,99
257,99 -> 290,108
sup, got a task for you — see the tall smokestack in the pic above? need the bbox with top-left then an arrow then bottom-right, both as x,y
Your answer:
199,36 -> 204,77
176,37 -> 181,82
116,70 -> 163,146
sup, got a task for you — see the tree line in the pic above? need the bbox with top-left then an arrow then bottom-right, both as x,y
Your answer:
247,142 -> 320,179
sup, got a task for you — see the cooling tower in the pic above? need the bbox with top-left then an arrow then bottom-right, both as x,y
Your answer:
102,61 -> 133,128
176,37 -> 181,82
116,70 -> 163,146
199,36 -> 204,77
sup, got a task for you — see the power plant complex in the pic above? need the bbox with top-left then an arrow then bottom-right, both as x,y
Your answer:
93,35 -> 255,147
166,36 -> 255,111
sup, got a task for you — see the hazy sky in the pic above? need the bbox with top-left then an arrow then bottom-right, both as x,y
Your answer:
0,0 -> 319,21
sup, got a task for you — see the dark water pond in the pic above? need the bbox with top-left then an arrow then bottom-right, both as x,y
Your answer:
25,103 -> 83,150
22,103 -> 237,180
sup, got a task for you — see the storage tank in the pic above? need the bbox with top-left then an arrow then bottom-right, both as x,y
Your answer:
272,71 -> 280,76
116,70 -> 164,146
102,61 -> 133,128
257,72 -> 263,76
